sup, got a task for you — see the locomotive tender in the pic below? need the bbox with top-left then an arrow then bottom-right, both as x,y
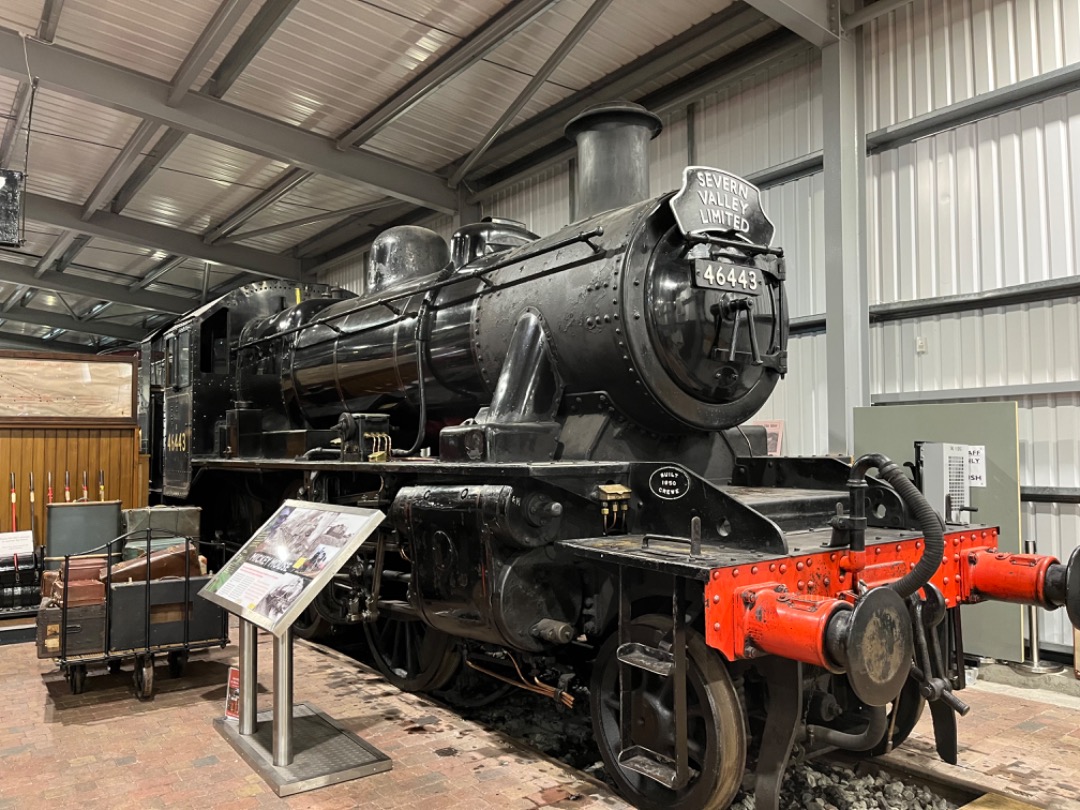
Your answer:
145,103 -> 1080,810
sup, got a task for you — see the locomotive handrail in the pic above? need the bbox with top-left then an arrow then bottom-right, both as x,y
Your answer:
240,227 -> 606,351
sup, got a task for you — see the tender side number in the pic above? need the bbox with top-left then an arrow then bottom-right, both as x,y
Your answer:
167,432 -> 188,452
694,259 -> 762,296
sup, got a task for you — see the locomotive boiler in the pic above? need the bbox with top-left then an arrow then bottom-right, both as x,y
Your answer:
152,102 -> 1080,810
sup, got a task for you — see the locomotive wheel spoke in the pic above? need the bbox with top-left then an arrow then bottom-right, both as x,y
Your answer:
591,614 -> 746,810
364,611 -> 459,693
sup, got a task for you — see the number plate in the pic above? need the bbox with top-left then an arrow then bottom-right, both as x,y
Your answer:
693,259 -> 762,296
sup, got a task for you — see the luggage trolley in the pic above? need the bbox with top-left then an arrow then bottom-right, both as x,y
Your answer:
44,529 -> 228,698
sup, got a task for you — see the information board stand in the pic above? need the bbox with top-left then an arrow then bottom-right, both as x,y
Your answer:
203,501 -> 392,796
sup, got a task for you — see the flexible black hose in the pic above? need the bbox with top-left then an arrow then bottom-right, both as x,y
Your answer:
851,453 -> 945,599
805,706 -> 887,751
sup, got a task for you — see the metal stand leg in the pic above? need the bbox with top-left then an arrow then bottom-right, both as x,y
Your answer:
273,628 -> 294,767
239,619 -> 258,736
1012,540 -> 1064,675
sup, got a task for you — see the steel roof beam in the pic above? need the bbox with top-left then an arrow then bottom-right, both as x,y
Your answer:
449,0 -> 613,188
130,255 -> 187,291
81,120 -> 162,219
0,332 -> 96,354
335,0 -> 560,150
295,202 -> 414,260
203,168 -> 313,244
743,0 -> 838,46
54,234 -> 91,272
0,257 -> 192,314
35,0 -> 66,41
0,81 -> 33,166
218,198 -> 396,245
32,230 -> 77,277
0,29 -> 457,212
450,4 -> 770,181
465,28 -> 805,200
24,193 -> 300,279
3,307 -> 145,341
168,0 -> 256,107
111,0 -> 303,214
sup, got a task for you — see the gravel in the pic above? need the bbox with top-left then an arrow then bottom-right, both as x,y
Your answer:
729,762 -> 957,810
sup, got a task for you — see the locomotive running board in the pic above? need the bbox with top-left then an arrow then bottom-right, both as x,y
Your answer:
558,534 -> 778,579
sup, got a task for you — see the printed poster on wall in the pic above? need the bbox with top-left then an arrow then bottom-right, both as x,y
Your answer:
199,500 -> 383,636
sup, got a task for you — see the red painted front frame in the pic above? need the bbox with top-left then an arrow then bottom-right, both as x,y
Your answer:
700,527 -> 1047,665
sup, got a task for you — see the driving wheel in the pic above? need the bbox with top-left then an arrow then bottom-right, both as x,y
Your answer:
364,603 -> 458,692
590,615 -> 746,810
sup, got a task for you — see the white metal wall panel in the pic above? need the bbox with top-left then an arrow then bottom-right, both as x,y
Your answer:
754,332 -> 828,457
649,109 -> 688,196
864,0 -> 1080,131
695,49 -> 822,178
483,164 -> 571,236
318,251 -> 366,296
867,90 -> 1080,305
421,213 -> 457,245
762,174 -> 825,319
871,300 -> 1080,396
1024,501 -> 1080,646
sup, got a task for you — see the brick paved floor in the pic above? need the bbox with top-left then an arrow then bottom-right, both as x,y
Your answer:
882,679 -> 1080,810
0,631 -> 629,810
3,627 -> 1080,810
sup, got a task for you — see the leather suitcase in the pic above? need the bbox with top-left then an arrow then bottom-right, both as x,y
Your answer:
64,557 -> 106,582
64,579 -> 105,606
104,544 -> 200,584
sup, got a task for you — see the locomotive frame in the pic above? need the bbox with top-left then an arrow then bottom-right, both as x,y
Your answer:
137,103 -> 1080,810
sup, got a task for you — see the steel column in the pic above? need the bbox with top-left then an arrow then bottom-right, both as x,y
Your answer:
272,628 -> 293,766
239,619 -> 258,736
821,35 -> 867,453
743,0 -> 838,47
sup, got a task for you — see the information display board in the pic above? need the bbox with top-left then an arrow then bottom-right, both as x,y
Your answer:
199,500 -> 383,636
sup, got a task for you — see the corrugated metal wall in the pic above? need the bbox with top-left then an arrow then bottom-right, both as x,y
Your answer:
483,163 -> 573,235
317,251 -> 366,295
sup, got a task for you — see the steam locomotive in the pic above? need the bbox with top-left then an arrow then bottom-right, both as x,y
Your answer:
140,103 -> 1080,810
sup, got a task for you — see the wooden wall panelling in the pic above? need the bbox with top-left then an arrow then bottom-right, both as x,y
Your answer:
0,425 -> 146,544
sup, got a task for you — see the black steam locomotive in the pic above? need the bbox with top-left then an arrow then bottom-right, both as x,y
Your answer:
141,103 -> 1080,810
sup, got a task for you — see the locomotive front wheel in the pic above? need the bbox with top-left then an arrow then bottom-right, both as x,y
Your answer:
364,607 -> 459,693
591,615 -> 746,810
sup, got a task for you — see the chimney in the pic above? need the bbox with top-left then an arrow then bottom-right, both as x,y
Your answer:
564,101 -> 663,220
